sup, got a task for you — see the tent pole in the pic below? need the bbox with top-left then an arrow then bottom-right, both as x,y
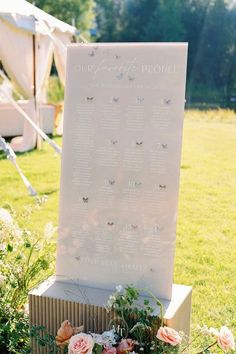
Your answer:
33,32 -> 42,149
0,136 -> 37,196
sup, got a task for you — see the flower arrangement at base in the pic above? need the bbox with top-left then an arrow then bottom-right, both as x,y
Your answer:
52,285 -> 235,354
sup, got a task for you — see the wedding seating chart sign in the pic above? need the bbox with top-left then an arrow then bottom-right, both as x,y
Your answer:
56,43 -> 188,300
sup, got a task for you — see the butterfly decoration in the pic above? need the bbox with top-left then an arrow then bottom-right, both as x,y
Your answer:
107,221 -> 114,226
113,97 -> 119,103
88,51 -> 95,57
137,97 -> 144,103
134,181 -> 142,187
164,98 -> 171,105
131,224 -> 138,229
128,76 -> 135,81
136,141 -> 143,146
82,197 -> 89,203
86,96 -> 94,102
159,184 -> 167,190
110,139 -> 118,145
161,144 -> 168,149
116,73 -> 123,80
153,225 -> 163,233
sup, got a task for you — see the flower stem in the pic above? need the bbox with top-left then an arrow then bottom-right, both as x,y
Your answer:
181,333 -> 201,353
139,288 -> 164,326
196,340 -> 217,354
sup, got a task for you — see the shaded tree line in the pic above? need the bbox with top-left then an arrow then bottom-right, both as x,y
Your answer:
29,0 -> 236,105
95,0 -> 236,105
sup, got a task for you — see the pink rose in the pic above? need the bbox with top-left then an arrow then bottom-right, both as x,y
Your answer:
102,346 -> 117,354
68,333 -> 94,354
117,339 -> 135,353
156,326 -> 182,346
217,326 -> 235,352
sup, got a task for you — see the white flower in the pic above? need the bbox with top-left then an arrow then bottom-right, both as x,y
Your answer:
209,327 -> 219,337
116,285 -> 123,293
200,325 -> 219,337
0,244 -> 6,252
92,330 -> 116,347
0,208 -> 13,225
92,333 -> 105,346
0,274 -> 5,286
101,329 -> 116,345
107,295 -> 116,308
44,222 -> 57,238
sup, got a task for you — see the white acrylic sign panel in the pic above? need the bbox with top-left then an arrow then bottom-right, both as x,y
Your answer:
56,43 -> 188,300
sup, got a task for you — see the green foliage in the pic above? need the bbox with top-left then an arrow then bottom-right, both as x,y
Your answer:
0,307 -> 30,354
29,0 -> 95,34
94,0 -> 236,104
106,285 -> 163,353
30,325 -> 64,353
47,75 -> 64,104
143,0 -> 185,42
93,343 -> 103,354
95,0 -> 123,41
0,203 -> 57,353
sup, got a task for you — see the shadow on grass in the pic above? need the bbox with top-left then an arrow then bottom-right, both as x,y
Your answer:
43,189 -> 59,196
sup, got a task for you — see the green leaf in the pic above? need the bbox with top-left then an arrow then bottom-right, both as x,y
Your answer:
24,241 -> 31,248
7,244 -> 13,252
93,343 -> 103,354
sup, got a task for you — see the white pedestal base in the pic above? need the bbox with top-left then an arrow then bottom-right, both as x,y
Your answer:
29,277 -> 192,353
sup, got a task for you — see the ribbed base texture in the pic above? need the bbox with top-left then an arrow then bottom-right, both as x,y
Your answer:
29,281 -> 192,353
29,294 -> 113,354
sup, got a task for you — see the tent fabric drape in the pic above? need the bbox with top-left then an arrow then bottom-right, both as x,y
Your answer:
10,97 -> 37,151
0,18 -> 34,98
51,30 -> 72,86
36,32 -> 54,103
0,0 -> 76,152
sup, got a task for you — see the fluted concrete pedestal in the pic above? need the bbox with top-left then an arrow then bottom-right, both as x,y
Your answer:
29,276 -> 192,354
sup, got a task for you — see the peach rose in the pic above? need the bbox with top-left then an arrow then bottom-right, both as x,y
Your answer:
156,326 -> 182,346
68,333 -> 94,354
56,320 -> 74,343
102,346 -> 117,354
117,339 -> 135,353
217,326 -> 235,352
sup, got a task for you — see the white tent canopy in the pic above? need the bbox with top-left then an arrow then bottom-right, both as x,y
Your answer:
0,0 -> 77,152
0,0 -> 76,34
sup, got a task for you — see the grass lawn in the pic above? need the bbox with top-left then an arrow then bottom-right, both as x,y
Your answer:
0,109 -> 236,334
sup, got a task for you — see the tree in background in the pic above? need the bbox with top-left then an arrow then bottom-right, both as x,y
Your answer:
95,0 -> 184,42
29,0 -> 95,34
95,0 -> 123,41
119,0 -> 157,41
142,0 -> 184,42
29,0 -> 236,105
95,0 -> 236,104
182,0 -> 236,102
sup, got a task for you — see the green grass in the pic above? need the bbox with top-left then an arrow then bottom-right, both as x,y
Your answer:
175,110 -> 236,332
0,110 -> 236,334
